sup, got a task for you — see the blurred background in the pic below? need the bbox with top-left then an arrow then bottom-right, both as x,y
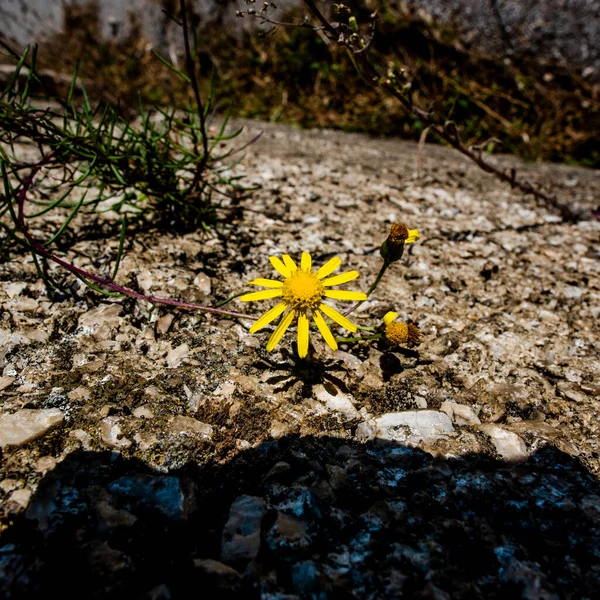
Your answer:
1,0 -> 599,166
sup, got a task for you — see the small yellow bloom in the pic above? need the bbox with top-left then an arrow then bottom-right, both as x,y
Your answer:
240,252 -> 367,358
382,311 -> 422,348
380,222 -> 419,263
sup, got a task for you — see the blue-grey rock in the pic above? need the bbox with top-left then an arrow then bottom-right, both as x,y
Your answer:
107,474 -> 185,520
221,495 -> 265,566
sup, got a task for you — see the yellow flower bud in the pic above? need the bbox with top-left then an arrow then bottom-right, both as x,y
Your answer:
379,222 -> 420,263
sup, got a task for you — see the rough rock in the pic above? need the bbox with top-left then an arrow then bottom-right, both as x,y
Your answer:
221,495 -> 265,566
313,384 -> 360,422
99,417 -> 132,449
165,343 -> 190,368
0,119 -> 599,597
167,415 -> 213,439
440,401 -> 481,426
480,424 -> 529,462
0,409 -> 64,448
375,411 -> 455,444
107,474 -> 186,520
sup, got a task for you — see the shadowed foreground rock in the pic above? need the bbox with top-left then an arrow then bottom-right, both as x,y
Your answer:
1,437 -> 599,599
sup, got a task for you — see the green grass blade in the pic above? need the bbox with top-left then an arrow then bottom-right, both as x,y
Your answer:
43,190 -> 87,246
151,50 -> 191,83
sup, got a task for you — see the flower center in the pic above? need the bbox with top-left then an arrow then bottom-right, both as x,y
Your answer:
282,270 -> 324,311
385,322 -> 409,345
389,222 -> 409,243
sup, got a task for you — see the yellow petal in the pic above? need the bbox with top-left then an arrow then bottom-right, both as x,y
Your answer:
269,256 -> 291,278
316,256 -> 342,279
313,309 -> 338,351
405,228 -> 420,243
248,278 -> 284,288
301,252 -> 312,271
319,303 -> 358,333
383,311 -> 398,326
297,313 -> 310,358
239,289 -> 283,302
266,310 -> 296,352
282,254 -> 297,273
323,290 -> 368,301
320,270 -> 359,287
249,302 -> 288,333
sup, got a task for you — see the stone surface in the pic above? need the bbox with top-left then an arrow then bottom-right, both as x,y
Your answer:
107,474 -> 185,520
0,409 -> 64,448
221,495 -> 265,566
167,415 -> 213,439
99,417 -> 132,449
0,375 -> 14,390
78,303 -> 123,339
480,424 -> 529,462
166,343 -> 190,368
440,401 -> 482,426
313,384 -> 360,422
375,411 -> 455,444
0,119 -> 599,598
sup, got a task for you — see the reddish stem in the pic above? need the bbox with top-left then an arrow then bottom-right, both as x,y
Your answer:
15,157 -> 257,321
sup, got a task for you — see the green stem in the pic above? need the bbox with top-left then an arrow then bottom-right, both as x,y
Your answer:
214,290 -> 248,307
335,333 -> 382,344
344,260 -> 391,316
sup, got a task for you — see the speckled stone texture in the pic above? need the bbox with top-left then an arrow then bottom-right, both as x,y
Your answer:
1,120 -> 599,597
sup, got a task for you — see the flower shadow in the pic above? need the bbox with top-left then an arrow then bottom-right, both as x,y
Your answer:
255,349 -> 350,398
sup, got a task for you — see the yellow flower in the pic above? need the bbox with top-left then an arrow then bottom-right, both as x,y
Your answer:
382,311 -> 422,348
240,252 -> 367,358
380,222 -> 420,263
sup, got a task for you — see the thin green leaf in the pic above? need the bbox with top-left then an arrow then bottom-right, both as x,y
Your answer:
151,49 -> 191,83
3,46 -> 29,98
67,59 -> 80,107
43,190 -> 87,246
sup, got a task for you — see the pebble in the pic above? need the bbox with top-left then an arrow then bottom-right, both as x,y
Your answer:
270,420 -> 290,439
67,386 -> 91,402
375,411 -> 455,444
313,384 -> 360,422
34,456 -> 57,473
0,479 -> 20,493
167,415 -> 213,439
99,416 -> 132,449
0,375 -> 14,391
193,272 -> 212,295
221,495 -> 265,566
166,343 -> 190,368
68,428 -> 94,450
193,558 -> 241,580
78,303 -> 123,338
155,313 -> 174,335
4,282 -> 27,298
146,584 -> 172,600
480,424 -> 528,462
133,432 -> 159,451
0,409 -> 64,448
440,401 -> 481,426
8,488 -> 32,509
355,421 -> 376,441
132,406 -> 154,419
269,511 -> 307,546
